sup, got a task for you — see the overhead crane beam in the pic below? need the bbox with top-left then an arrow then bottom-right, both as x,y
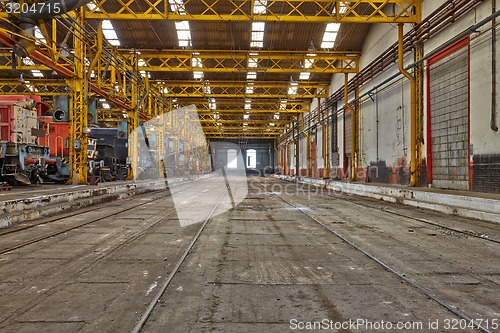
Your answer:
125,50 -> 359,74
176,100 -> 310,113
154,81 -> 329,99
69,0 -> 421,23
1,49 -> 360,73
199,119 -> 291,125
0,79 -> 68,96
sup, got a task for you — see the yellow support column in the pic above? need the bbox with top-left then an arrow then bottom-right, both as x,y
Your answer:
398,23 -> 418,186
415,42 -> 424,185
128,54 -> 139,180
345,74 -> 357,181
322,103 -> 330,179
68,8 -> 88,185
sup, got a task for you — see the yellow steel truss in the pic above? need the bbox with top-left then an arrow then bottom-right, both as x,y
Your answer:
177,99 -> 310,113
75,0 -> 421,23
124,50 -> 359,74
1,48 -> 359,74
68,10 -> 88,185
0,79 -> 68,96
154,81 -> 328,99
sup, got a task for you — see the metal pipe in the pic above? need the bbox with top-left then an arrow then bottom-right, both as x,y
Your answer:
87,20 -> 102,80
23,0 -> 92,21
398,23 -> 418,186
330,9 -> 500,121
375,89 -> 379,162
345,73 -> 357,181
13,0 -> 92,57
492,0 -> 499,132
295,117 -> 300,178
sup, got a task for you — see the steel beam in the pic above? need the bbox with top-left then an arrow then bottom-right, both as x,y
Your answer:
68,0 -> 421,23
126,50 -> 359,74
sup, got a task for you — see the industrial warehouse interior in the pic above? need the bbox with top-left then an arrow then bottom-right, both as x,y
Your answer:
0,1 -> 499,332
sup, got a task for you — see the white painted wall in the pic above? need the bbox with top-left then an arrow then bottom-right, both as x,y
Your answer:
280,0 -> 500,188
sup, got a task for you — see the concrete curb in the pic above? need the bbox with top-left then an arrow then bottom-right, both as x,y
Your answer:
275,175 -> 500,224
0,174 -> 212,228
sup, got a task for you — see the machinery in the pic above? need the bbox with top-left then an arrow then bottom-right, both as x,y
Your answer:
88,128 -> 129,181
0,95 -> 50,184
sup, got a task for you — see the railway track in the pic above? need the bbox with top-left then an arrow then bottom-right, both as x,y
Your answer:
0,180 -> 205,255
274,191 -> 495,333
130,184 -> 230,333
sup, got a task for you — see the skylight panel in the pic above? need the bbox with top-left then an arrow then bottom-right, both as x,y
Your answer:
279,100 -> 287,110
138,59 -> 150,78
169,0 -> 186,14
86,2 -> 101,12
102,20 -> 120,46
34,27 -> 46,43
194,71 -> 204,79
246,84 -> 254,94
243,114 -> 250,120
175,21 -> 192,47
251,22 -> 265,48
253,0 -> 268,14
252,22 -> 265,31
192,54 -> 203,79
288,82 -> 298,95
209,98 -> 217,110
102,20 -> 114,30
23,58 -> 44,78
299,72 -> 310,80
248,55 -> 258,68
247,72 -> 257,80
175,21 -> 190,31
325,23 -> 341,32
32,70 -> 44,77
245,99 -> 252,110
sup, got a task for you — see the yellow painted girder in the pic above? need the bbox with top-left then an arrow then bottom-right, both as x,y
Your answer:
205,134 -> 280,139
176,100 -> 310,113
125,50 -> 359,73
4,49 -> 359,73
200,119 -> 291,125
155,81 -> 328,98
0,79 -> 68,96
79,0 -> 420,23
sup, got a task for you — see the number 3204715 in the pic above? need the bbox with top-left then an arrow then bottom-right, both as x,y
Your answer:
3,2 -> 61,15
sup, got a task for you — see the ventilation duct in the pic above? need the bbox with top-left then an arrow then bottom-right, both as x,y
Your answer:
13,0 -> 92,58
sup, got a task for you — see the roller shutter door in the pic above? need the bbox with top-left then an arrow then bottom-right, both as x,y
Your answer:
429,42 -> 469,190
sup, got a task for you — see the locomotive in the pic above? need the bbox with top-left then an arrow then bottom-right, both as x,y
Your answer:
0,95 -> 50,184
0,95 -> 129,185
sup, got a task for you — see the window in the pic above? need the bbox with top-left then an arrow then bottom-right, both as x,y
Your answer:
227,149 -> 238,169
246,149 -> 257,168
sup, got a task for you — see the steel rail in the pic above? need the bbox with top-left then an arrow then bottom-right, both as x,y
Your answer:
0,180 -> 206,255
276,192 -> 494,333
131,184 -> 230,333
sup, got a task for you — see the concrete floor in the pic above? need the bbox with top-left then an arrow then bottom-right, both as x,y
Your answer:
0,177 -> 499,333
